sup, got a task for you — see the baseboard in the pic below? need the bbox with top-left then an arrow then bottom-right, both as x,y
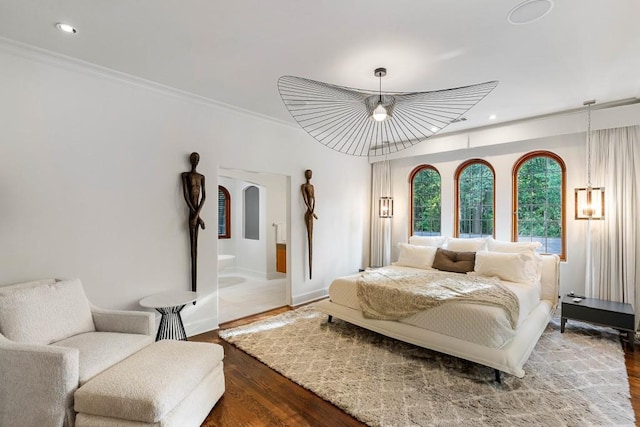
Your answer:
291,288 -> 328,306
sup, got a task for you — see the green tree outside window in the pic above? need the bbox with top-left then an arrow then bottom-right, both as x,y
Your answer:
411,166 -> 441,236
514,153 -> 565,257
458,162 -> 494,237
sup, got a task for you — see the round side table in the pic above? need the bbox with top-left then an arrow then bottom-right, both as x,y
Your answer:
139,291 -> 198,341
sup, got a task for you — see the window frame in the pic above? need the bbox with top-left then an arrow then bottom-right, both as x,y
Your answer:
408,164 -> 442,238
454,159 -> 496,238
511,150 -> 566,260
218,185 -> 231,239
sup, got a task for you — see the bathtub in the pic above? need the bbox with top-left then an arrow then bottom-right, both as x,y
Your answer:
218,254 -> 236,271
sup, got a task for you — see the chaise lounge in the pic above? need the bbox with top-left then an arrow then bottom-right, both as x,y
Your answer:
0,278 -> 224,427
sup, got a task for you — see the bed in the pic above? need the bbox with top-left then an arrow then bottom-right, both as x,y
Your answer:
315,241 -> 560,380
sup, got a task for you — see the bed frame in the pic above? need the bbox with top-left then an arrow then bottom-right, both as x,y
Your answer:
315,254 -> 560,381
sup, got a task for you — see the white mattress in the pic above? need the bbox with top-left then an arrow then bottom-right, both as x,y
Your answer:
328,266 -> 541,349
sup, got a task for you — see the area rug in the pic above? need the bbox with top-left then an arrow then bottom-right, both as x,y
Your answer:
219,305 -> 635,427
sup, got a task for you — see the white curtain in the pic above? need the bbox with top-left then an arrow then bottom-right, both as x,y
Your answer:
370,160 -> 391,267
586,125 -> 640,327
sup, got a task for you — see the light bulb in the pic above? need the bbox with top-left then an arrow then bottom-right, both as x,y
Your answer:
56,23 -> 78,34
372,103 -> 388,122
583,204 -> 594,217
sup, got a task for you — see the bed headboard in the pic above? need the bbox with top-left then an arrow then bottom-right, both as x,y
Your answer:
540,254 -> 560,306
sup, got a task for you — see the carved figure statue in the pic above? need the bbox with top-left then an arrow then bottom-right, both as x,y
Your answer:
301,169 -> 317,279
181,152 -> 206,293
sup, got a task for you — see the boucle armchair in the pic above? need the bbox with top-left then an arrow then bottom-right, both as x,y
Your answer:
0,278 -> 155,427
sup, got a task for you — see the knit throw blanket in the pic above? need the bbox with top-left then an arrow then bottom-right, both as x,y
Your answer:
357,269 -> 520,328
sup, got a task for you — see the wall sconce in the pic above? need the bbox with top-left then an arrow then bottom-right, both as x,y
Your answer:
575,187 -> 605,220
574,100 -> 605,220
379,197 -> 394,218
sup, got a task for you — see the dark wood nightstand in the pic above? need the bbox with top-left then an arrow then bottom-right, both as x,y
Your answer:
561,295 -> 635,351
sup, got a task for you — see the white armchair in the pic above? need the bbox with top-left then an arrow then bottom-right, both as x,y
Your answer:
0,278 -> 155,427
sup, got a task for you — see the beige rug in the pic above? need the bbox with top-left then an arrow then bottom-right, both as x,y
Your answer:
219,305 -> 635,427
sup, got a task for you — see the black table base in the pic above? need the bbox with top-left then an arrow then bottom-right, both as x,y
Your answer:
155,304 -> 188,341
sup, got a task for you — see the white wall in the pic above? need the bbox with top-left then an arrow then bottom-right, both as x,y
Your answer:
388,103 -> 640,297
0,41 -> 370,335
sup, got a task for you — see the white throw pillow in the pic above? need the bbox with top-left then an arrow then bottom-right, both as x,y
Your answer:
445,237 -> 487,252
486,238 -> 541,254
394,243 -> 437,270
408,235 -> 445,247
474,251 -> 539,284
4,278 -> 57,288
0,278 -> 96,344
486,238 -> 543,281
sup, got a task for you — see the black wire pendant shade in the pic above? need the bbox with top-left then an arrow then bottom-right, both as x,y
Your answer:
277,69 -> 498,157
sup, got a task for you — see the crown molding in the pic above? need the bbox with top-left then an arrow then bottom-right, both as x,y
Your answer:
0,36 -> 298,130
369,99 -> 640,163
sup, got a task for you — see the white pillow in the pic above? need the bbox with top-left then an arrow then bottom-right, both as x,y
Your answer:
0,278 -> 95,344
486,238 -> 541,254
408,235 -> 445,247
394,243 -> 437,270
445,237 -> 487,252
474,251 -> 539,284
486,238 -> 543,281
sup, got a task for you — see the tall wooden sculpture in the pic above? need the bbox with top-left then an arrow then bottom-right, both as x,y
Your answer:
181,152 -> 206,293
301,169 -> 317,279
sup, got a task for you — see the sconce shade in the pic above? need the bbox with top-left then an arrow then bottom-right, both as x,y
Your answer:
379,197 -> 394,218
575,187 -> 605,220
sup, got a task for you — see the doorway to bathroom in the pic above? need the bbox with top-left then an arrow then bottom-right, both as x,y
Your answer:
217,168 -> 290,323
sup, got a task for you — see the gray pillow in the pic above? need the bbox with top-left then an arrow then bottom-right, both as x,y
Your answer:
432,248 -> 476,273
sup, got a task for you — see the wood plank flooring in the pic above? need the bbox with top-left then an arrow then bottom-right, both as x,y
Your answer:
194,306 -> 640,426
192,307 -> 364,427
625,349 -> 640,421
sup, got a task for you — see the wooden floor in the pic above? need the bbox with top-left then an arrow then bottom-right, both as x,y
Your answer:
194,306 -> 640,426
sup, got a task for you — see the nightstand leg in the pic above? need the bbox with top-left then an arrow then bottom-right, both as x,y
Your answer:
561,317 -> 566,333
628,331 -> 635,352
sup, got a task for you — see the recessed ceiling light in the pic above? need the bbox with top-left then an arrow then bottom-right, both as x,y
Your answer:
56,23 -> 78,34
507,0 -> 554,25
488,114 -> 497,120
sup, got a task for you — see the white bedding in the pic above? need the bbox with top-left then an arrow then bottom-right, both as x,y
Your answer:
329,265 -> 541,349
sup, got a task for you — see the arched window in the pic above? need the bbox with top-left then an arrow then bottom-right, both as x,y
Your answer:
218,186 -> 231,239
409,165 -> 441,236
512,151 -> 566,259
455,159 -> 495,238
244,185 -> 260,240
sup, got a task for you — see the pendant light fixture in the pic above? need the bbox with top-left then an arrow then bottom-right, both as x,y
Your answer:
377,158 -> 393,219
379,196 -> 394,218
371,68 -> 388,122
278,70 -> 498,157
575,100 -> 605,220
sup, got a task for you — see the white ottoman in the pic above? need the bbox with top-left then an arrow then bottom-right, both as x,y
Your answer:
74,340 -> 225,427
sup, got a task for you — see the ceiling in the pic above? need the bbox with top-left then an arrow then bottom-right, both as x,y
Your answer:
1,0 -> 639,134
